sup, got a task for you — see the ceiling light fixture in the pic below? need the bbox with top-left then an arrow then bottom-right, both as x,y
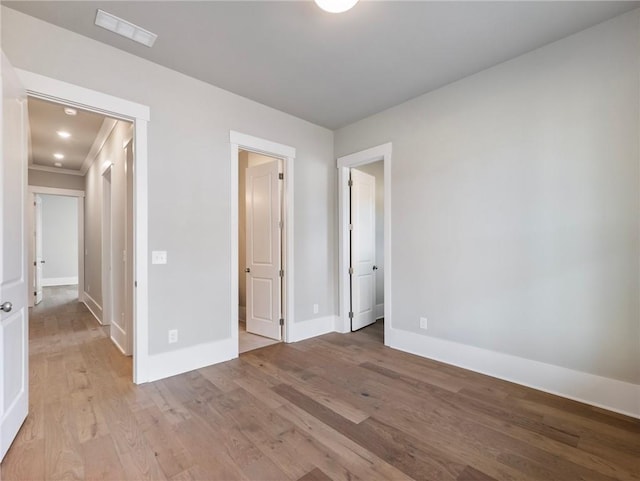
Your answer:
314,0 -> 359,13
95,9 -> 158,47
64,107 -> 77,116
57,130 -> 71,139
54,162 -> 63,168
53,153 -> 64,160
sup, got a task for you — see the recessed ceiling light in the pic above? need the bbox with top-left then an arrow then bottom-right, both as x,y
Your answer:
64,107 -> 77,116
54,162 -> 63,168
95,9 -> 158,47
314,0 -> 359,13
57,130 -> 71,139
53,153 -> 64,160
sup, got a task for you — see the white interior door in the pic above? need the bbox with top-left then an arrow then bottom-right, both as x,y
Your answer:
0,52 -> 29,462
350,168 -> 376,331
245,160 -> 282,340
34,194 -> 43,304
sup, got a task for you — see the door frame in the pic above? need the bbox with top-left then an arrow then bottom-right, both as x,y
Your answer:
27,187 -> 85,308
17,69 -> 150,384
337,143 -> 392,343
101,164 -> 113,326
229,131 -> 294,348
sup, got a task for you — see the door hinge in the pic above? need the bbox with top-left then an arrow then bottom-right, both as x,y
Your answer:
279,269 -> 284,278
34,291 -> 37,297
135,281 -> 138,288
349,223 -> 353,231
348,267 -> 354,275
279,318 -> 284,326
348,179 -> 353,187
278,173 -> 284,180
348,311 -> 354,319
33,261 -> 37,267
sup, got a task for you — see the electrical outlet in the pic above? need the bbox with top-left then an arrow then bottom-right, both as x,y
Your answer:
168,329 -> 178,344
313,304 -> 319,314
152,250 -> 167,264
420,317 -> 428,330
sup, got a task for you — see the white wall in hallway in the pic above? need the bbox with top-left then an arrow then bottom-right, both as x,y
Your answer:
40,194 -> 78,285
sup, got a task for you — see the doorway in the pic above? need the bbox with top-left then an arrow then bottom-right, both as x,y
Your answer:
337,143 -> 392,343
30,192 -> 82,305
17,68 -> 150,383
26,94 -> 135,357
230,131 -> 295,355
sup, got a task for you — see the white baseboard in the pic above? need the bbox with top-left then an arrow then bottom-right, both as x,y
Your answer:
145,337 -> 237,383
239,305 -> 246,321
387,327 -> 640,419
82,292 -> 103,324
110,320 -> 128,355
375,303 -> 384,320
288,315 -> 336,343
42,276 -> 78,287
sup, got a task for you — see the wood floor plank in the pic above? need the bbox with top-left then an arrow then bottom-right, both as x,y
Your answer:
133,405 -> 194,479
82,435 -> 127,481
273,383 -> 466,481
297,467 -> 333,481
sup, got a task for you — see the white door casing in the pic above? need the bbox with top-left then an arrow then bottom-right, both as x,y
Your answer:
0,52 -> 29,462
102,166 -> 112,326
34,194 -> 43,305
350,169 -> 376,331
14,69 -> 149,383
245,160 -> 282,340
124,138 -> 134,355
337,142 -> 392,340
27,187 -> 85,309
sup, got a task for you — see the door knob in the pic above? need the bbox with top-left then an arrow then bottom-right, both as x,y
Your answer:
245,268 -> 251,273
373,265 -> 378,271
1,301 -> 12,313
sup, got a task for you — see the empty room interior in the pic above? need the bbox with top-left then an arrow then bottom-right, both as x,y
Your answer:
0,1 -> 639,480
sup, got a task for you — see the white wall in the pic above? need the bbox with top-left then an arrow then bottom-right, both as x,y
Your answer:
40,194 -> 77,285
353,161 -> 384,310
1,7 -> 336,361
28,169 -> 85,191
83,119 -> 132,348
336,11 -> 640,386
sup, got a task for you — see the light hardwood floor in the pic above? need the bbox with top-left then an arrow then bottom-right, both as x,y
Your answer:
239,321 -> 280,354
1,286 -> 639,480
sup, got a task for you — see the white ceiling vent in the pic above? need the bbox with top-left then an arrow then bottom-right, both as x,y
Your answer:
95,9 -> 158,48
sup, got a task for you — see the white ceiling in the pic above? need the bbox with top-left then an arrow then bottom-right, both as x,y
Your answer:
28,97 -> 109,172
6,1 -> 639,129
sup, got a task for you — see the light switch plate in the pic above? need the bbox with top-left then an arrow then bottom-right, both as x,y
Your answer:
152,250 -> 167,264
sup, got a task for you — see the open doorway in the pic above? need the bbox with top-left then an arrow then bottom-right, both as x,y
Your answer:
230,131 -> 295,355
338,143 -> 392,344
238,149 -> 284,353
32,193 -> 80,303
26,95 -> 135,359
